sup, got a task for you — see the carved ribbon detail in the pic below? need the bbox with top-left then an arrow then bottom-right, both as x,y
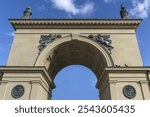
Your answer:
38,34 -> 61,54
88,34 -> 113,53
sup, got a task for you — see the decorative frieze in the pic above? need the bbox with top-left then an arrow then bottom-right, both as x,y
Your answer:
88,34 -> 113,53
38,34 -> 61,54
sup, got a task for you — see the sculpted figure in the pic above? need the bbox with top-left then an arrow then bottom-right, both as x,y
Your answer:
22,6 -> 32,19
88,34 -> 113,52
38,34 -> 61,53
120,5 -> 130,19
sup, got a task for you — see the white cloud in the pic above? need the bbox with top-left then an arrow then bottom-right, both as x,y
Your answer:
50,0 -> 94,15
6,31 -> 15,37
130,0 -> 150,18
103,0 -> 150,19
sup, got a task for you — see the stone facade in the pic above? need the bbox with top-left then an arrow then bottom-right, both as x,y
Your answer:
0,19 -> 150,100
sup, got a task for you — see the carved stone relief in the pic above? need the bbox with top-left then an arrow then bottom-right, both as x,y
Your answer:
38,34 -> 61,54
87,34 -> 114,53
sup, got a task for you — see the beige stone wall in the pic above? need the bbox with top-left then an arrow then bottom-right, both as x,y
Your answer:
96,68 -> 150,100
0,74 -> 50,100
111,33 -> 142,66
7,28 -> 142,67
0,67 -> 54,100
7,32 -> 40,66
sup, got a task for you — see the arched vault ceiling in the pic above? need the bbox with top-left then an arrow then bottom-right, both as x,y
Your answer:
47,40 -> 110,80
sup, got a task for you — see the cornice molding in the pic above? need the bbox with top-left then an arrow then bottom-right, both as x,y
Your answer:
0,66 -> 55,88
105,67 -> 150,72
9,19 -> 142,30
96,67 -> 150,88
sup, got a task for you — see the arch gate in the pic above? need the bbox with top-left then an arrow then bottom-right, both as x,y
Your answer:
0,19 -> 150,100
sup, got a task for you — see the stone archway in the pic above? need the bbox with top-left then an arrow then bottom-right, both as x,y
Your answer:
35,36 -> 114,99
1,19 -> 149,100
35,36 -> 114,78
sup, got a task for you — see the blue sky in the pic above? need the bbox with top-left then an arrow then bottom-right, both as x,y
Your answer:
0,0 -> 150,100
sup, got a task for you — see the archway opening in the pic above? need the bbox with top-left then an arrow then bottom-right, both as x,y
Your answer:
44,40 -> 112,80
36,38 -> 114,100
52,65 -> 99,100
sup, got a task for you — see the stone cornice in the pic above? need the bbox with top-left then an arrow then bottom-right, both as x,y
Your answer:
0,66 -> 55,88
105,67 -> 150,72
96,67 -> 150,88
9,19 -> 142,30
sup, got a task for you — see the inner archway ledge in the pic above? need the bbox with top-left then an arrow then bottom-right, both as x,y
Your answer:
35,36 -> 114,80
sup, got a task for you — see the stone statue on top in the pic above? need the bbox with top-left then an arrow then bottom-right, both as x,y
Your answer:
22,6 -> 32,19
120,5 -> 130,19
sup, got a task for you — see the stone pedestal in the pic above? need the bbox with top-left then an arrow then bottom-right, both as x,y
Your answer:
96,67 -> 150,100
0,67 -> 55,100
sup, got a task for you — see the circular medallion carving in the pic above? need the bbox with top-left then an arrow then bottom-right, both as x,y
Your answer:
11,85 -> 24,98
123,85 -> 136,99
